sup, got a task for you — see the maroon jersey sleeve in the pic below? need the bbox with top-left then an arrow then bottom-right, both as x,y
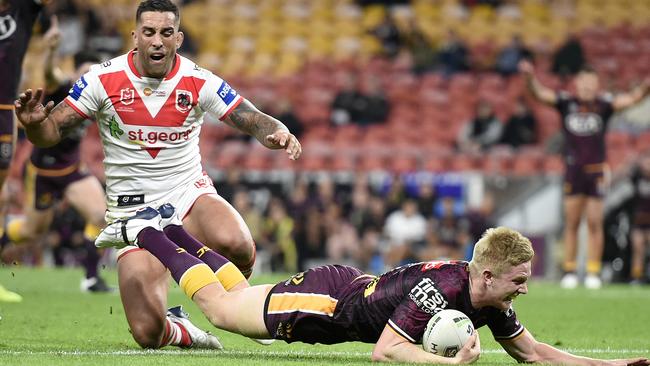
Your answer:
485,306 -> 525,340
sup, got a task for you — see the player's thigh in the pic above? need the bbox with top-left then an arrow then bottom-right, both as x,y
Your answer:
584,197 -> 603,228
183,194 -> 254,255
64,175 -> 106,227
563,195 -> 587,225
118,250 -> 169,330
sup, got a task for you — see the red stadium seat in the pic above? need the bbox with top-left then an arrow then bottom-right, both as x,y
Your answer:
510,153 -> 543,177
449,153 -> 479,172
543,155 -> 565,176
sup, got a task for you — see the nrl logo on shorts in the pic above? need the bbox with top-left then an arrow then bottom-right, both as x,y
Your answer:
175,90 -> 193,113
120,88 -> 135,105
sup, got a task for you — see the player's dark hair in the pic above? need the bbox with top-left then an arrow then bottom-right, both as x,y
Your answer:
73,51 -> 101,69
136,0 -> 180,24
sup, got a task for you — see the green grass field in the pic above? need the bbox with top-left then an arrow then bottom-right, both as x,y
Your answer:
0,266 -> 648,366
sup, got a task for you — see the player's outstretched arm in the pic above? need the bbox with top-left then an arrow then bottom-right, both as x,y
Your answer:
612,80 -> 650,111
223,98 -> 302,160
519,60 -> 557,106
499,329 -> 649,366
371,325 -> 480,364
14,88 -> 85,147
43,15 -> 65,92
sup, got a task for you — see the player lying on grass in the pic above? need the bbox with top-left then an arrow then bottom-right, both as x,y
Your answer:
96,205 -> 649,365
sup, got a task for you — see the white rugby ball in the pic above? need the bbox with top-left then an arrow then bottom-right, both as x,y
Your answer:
422,309 -> 474,357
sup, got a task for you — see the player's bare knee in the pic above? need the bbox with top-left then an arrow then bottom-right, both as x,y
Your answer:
211,231 -> 254,265
130,322 -> 164,349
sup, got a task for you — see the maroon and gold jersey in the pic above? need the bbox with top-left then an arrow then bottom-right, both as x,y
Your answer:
0,0 -> 44,104
554,92 -> 614,167
263,262 -> 523,345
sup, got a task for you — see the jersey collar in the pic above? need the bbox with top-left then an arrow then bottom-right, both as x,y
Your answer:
128,49 -> 181,81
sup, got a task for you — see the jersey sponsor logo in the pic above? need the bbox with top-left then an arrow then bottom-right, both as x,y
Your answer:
101,60 -> 111,68
0,15 -> 17,41
69,76 -> 88,101
117,194 -> 145,207
217,80 -> 238,105
175,90 -> 193,113
565,113 -> 603,136
408,278 -> 448,315
126,125 -> 197,144
120,88 -> 135,105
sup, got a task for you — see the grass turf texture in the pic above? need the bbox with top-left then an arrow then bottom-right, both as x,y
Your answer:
1,266 -> 648,366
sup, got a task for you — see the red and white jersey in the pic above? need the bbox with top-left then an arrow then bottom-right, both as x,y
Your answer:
65,50 -> 242,210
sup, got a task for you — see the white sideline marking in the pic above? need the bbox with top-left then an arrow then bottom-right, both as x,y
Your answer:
0,349 -> 647,357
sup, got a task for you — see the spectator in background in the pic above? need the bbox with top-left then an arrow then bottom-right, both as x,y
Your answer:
324,202 -> 360,264
331,74 -> 389,126
369,12 -> 401,59
552,33 -> 585,78
457,100 -> 503,153
260,197 -> 297,273
426,196 -> 470,260
289,182 -> 327,271
464,192 -> 497,260
383,199 -> 427,268
436,29 -> 470,76
495,34 -> 532,76
416,181 -> 437,219
331,72 -> 363,126
85,8 -> 124,58
401,20 -> 437,75
500,98 -> 537,148
629,151 -> 650,284
272,98 -> 303,139
358,76 -> 390,126
232,189 -> 263,248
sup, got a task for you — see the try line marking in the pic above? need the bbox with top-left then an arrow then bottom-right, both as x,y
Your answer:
0,349 -> 647,357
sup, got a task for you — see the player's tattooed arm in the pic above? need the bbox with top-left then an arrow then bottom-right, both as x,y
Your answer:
224,99 -> 284,139
223,98 -> 302,160
49,102 -> 86,138
15,88 -> 84,147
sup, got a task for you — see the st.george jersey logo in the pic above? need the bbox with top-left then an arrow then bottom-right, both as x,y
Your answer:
175,90 -> 193,113
120,88 -> 135,105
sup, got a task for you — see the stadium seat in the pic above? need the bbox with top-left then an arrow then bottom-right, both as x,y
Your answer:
543,155 -> 565,176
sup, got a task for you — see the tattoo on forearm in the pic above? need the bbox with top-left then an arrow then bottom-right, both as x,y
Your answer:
50,102 -> 83,138
226,100 -> 287,141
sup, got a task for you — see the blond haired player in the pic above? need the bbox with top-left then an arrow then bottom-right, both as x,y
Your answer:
97,209 -> 649,366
